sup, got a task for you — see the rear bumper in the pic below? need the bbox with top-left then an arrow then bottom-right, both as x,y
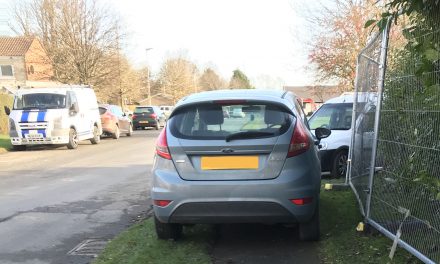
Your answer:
101,123 -> 116,134
133,120 -> 157,127
151,157 -> 321,224
168,201 -> 296,224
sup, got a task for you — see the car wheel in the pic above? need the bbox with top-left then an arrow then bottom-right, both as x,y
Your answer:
112,125 -> 120,139
155,121 -> 160,130
154,215 -> 182,240
332,150 -> 348,178
299,204 -> 320,241
67,128 -> 79,149
90,125 -> 100,144
12,145 -> 26,151
126,124 -> 133,137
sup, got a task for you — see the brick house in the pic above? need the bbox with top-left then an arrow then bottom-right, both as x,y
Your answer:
0,36 -> 55,92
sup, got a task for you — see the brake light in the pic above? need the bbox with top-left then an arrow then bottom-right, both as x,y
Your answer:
101,112 -> 111,121
214,100 -> 247,105
290,197 -> 313,205
156,128 -> 171,159
287,120 -> 310,157
132,114 -> 137,119
150,113 -> 157,119
153,200 -> 172,207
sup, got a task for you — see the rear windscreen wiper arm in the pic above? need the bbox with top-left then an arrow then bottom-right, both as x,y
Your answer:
225,131 -> 274,142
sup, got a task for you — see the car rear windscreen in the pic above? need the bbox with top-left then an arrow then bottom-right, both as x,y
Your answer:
134,107 -> 154,114
99,107 -> 107,115
170,103 -> 292,140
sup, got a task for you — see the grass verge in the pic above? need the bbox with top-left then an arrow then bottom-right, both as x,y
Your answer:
319,179 -> 421,264
0,134 -> 11,152
93,219 -> 213,264
95,180 -> 423,264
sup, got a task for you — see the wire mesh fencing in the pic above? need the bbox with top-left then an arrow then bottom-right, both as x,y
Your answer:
349,8 -> 440,264
348,29 -> 384,217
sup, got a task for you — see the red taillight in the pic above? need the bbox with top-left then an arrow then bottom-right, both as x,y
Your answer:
101,112 -> 111,121
153,200 -> 172,207
150,113 -> 157,119
290,197 -> 313,205
156,128 -> 171,159
287,120 -> 310,157
132,114 -> 137,119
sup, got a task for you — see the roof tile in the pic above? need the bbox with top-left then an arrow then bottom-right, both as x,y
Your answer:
0,36 -> 35,56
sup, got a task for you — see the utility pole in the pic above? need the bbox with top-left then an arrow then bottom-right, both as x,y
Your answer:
146,48 -> 153,105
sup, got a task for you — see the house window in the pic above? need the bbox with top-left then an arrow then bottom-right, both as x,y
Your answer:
0,65 -> 14,77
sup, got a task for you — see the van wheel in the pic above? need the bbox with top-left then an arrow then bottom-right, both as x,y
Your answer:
67,128 -> 79,149
126,124 -> 133,137
154,215 -> 182,240
12,145 -> 26,151
332,150 -> 348,178
299,204 -> 320,241
90,125 -> 100,144
112,125 -> 120,139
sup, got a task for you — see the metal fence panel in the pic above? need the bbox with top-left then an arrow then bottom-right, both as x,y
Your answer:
348,30 -> 383,217
350,10 -> 439,264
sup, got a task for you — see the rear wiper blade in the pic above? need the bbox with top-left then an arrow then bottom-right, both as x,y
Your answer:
225,131 -> 274,142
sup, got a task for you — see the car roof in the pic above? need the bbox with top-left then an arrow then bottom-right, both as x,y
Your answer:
175,89 -> 292,107
324,92 -> 377,104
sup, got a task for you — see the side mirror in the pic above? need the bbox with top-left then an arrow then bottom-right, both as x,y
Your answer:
315,127 -> 331,140
4,106 -> 11,116
69,102 -> 79,114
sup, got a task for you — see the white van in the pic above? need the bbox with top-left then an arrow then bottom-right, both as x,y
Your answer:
5,86 -> 102,150
308,92 -> 377,177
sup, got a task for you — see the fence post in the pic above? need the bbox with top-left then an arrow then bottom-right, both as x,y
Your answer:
364,18 -> 392,222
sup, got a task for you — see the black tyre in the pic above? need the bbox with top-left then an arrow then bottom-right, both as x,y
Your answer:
112,125 -> 120,139
155,121 -> 160,130
126,124 -> 133,137
299,204 -> 320,241
67,128 -> 79,149
12,145 -> 26,151
154,215 -> 182,240
332,150 -> 348,178
90,125 -> 100,144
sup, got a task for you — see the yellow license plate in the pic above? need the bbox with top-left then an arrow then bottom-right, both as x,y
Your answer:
139,121 -> 149,124
201,156 -> 259,170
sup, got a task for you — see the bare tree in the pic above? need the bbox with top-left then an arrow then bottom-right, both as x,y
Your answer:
198,68 -> 226,91
298,0 -> 380,92
12,0 -> 120,88
157,57 -> 199,104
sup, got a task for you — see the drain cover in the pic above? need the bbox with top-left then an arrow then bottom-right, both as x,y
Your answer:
68,239 -> 109,257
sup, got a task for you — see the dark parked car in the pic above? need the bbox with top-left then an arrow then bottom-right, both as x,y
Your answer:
151,89 -> 331,241
132,106 -> 166,130
99,104 -> 133,139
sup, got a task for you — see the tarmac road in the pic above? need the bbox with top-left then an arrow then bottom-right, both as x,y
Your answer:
0,128 -> 319,264
0,130 -> 158,264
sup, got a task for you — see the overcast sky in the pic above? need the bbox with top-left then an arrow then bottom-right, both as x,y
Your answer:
0,0 -> 317,89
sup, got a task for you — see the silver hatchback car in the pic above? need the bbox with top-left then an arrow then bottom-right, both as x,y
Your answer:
151,90 -> 330,241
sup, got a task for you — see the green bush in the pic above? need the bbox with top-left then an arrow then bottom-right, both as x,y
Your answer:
0,94 -> 13,135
